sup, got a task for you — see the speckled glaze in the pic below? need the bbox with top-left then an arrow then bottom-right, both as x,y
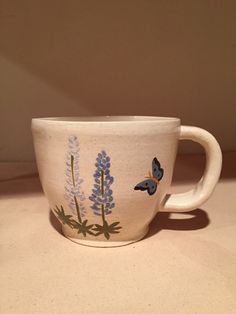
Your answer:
32,116 -> 222,247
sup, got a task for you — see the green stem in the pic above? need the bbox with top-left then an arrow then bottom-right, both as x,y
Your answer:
71,154 -> 82,223
74,195 -> 82,223
71,155 -> 75,187
101,170 -> 106,224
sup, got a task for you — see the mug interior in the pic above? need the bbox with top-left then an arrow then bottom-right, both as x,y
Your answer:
32,116 -> 180,123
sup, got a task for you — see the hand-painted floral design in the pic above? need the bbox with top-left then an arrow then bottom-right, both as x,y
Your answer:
89,150 -> 122,239
64,135 -> 86,221
54,136 -> 93,237
53,138 -> 122,240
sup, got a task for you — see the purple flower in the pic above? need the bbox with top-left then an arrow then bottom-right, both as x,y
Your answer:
89,150 -> 115,216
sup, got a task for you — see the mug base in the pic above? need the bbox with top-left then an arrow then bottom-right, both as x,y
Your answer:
61,225 -> 149,248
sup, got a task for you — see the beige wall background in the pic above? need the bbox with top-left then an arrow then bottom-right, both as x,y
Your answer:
0,1 -> 235,161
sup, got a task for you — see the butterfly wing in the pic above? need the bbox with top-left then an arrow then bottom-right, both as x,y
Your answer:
152,158 -> 164,181
134,179 -> 157,195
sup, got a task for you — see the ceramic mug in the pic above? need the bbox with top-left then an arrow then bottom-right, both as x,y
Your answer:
32,116 -> 222,247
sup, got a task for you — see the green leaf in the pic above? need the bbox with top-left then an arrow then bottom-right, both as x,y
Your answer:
104,231 -> 110,240
73,219 -> 95,237
113,226 -> 122,230
109,221 -> 120,228
92,224 -> 104,232
109,230 -> 120,234
54,205 -> 75,227
92,220 -> 122,239
82,219 -> 88,227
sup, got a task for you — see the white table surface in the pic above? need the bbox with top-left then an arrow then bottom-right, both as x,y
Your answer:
1,153 -> 236,314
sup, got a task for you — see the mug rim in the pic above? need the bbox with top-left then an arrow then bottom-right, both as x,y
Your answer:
32,116 -> 180,123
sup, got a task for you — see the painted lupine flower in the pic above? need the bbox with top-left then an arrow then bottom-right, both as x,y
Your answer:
89,150 -> 121,239
54,143 -> 122,239
89,150 -> 115,217
64,135 -> 86,222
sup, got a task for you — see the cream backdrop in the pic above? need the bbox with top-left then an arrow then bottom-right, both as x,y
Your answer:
0,1 -> 235,161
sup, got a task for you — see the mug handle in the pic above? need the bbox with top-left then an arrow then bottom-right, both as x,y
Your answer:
160,126 -> 222,212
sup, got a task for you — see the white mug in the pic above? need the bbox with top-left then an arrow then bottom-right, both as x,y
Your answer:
32,116 -> 222,247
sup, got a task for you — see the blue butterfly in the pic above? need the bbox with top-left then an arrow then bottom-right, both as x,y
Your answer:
134,157 -> 164,195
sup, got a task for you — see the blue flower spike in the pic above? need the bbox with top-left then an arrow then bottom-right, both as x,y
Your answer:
89,150 -> 122,239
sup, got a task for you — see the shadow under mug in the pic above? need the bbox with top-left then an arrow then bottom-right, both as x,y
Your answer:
32,116 -> 222,247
